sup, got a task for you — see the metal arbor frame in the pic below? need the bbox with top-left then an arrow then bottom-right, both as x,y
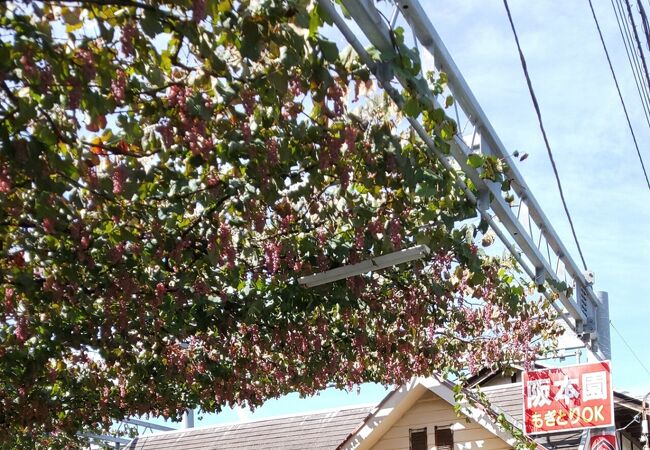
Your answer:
317,0 -> 607,359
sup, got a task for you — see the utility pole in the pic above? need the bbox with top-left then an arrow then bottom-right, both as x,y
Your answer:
642,392 -> 649,450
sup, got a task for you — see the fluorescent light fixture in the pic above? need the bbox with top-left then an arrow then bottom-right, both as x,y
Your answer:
298,245 -> 430,288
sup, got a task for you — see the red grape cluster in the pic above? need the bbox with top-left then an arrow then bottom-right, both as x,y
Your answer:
120,22 -> 137,57
19,54 -> 38,80
192,0 -> 207,23
38,64 -> 53,94
111,69 -> 127,103
264,242 -> 281,275
241,89 -> 255,115
13,316 -> 29,344
0,165 -> 11,193
112,165 -> 127,195
4,288 -> 14,316
167,85 -> 188,108
337,165 -> 350,191
266,137 -> 279,166
241,122 -> 251,143
327,84 -> 344,116
368,217 -> 383,236
343,126 -> 358,151
289,76 -> 303,97
388,217 -> 402,249
219,223 -> 237,268
75,48 -> 96,80
42,217 -> 55,234
156,121 -> 175,147
67,78 -> 82,110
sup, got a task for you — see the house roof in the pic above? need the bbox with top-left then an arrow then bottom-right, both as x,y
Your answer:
337,376 -> 521,450
125,375 -> 645,450
124,405 -> 373,450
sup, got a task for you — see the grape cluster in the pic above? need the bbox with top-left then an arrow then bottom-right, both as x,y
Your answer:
388,217 -> 402,249
192,0 -> 207,23
120,23 -> 137,57
13,316 -> 29,344
75,48 -> 96,80
42,217 -> 55,234
264,242 -> 281,275
327,84 -> 344,116
112,165 -> 127,195
67,78 -> 82,110
343,126 -> 358,151
4,288 -> 14,316
289,76 -> 303,97
219,224 -> 237,268
266,137 -> 279,166
153,282 -> 166,309
241,122 -> 251,143
167,85 -> 188,108
38,64 -> 53,94
241,89 -> 255,115
111,69 -> 127,103
156,121 -> 175,148
19,54 -> 38,80
0,165 -> 11,193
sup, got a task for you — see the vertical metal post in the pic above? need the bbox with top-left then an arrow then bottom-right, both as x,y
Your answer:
642,393 -> 649,450
595,291 -> 611,360
182,409 -> 194,429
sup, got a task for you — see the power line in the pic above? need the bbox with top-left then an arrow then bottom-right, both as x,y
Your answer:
588,0 -> 650,190
637,0 -> 650,58
617,0 -> 650,106
501,0 -> 589,271
615,0 -> 650,106
610,319 -> 650,378
612,0 -> 650,129
624,0 -> 650,101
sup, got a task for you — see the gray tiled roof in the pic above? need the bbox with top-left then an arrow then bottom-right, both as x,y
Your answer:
482,384 -> 525,423
125,380 -> 643,450
124,405 -> 372,450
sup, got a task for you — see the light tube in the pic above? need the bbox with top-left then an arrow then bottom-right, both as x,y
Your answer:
298,245 -> 430,288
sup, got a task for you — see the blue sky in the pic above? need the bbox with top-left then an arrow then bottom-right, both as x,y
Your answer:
149,0 -> 650,429
428,0 -> 650,395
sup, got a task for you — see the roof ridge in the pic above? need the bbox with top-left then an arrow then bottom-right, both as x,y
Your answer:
136,403 -> 376,437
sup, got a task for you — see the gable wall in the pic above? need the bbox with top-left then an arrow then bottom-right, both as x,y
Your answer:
370,390 -> 512,450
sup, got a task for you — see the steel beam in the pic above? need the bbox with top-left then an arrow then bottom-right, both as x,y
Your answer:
395,0 -> 598,297
79,433 -> 131,445
317,0 -> 571,327
334,0 -> 589,326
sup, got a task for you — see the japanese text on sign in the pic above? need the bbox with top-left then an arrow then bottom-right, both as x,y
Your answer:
522,361 -> 614,434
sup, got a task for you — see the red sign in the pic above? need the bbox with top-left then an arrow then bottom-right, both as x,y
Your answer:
522,361 -> 614,435
590,433 -> 618,450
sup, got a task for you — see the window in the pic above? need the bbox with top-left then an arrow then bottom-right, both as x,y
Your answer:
435,426 -> 453,450
410,427 -> 428,450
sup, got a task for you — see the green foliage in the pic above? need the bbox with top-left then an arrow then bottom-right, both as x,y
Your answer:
0,1 -> 559,447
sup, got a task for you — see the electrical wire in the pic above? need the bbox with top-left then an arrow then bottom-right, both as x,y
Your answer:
617,413 -> 641,431
610,320 -> 650,378
616,0 -> 650,107
612,0 -> 650,129
588,0 -> 650,190
637,0 -> 650,60
625,0 -> 650,95
501,0 -> 589,271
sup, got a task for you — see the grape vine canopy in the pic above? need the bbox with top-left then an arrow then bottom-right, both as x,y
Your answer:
0,1 -> 560,447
